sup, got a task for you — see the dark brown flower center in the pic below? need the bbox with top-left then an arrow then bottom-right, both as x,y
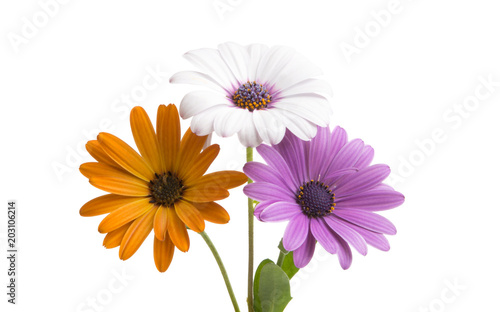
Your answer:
296,180 -> 335,218
149,172 -> 184,206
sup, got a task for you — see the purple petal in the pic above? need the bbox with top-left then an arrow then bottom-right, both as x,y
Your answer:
329,139 -> 364,172
334,164 -> 391,197
243,162 -> 293,192
244,182 -> 295,203
308,126 -> 330,179
353,145 -> 374,169
335,189 -> 405,211
260,202 -> 302,222
283,214 -> 310,251
354,226 -> 390,251
254,200 -> 280,221
256,144 -> 298,190
293,231 -> 316,268
333,209 -> 397,235
274,130 -> 308,183
324,216 -> 367,256
310,218 -> 338,253
331,231 -> 353,270
329,126 -> 348,157
322,167 -> 358,187
373,184 -> 395,191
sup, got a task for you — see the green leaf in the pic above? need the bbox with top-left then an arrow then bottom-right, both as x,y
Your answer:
281,251 -> 300,280
254,259 -> 292,312
254,259 -> 274,312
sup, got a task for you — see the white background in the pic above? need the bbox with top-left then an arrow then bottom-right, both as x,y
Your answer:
1,0 -> 499,311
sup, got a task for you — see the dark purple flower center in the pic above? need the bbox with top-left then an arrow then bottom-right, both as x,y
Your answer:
149,172 -> 184,206
296,180 -> 335,218
231,81 -> 272,111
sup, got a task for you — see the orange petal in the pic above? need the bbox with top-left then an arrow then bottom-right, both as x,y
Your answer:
192,202 -> 230,224
157,104 -> 180,173
190,171 -> 248,190
80,194 -> 141,217
166,206 -> 190,252
175,128 -> 208,177
97,132 -> 155,181
182,186 -> 229,203
98,198 -> 154,233
103,222 -> 132,249
86,140 -> 120,168
119,208 -> 156,260
80,162 -> 134,180
154,235 -> 175,272
182,144 -> 220,183
90,176 -> 150,197
174,200 -> 205,233
153,206 -> 168,241
130,107 -> 163,173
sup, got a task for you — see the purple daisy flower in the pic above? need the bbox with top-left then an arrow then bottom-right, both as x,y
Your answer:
243,126 -> 404,269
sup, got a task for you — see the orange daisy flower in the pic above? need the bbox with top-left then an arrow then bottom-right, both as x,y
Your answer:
79,104 -> 247,272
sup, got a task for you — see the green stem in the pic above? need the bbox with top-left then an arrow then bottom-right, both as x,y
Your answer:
277,251 -> 285,267
200,231 -> 240,312
277,239 -> 288,267
246,147 -> 254,312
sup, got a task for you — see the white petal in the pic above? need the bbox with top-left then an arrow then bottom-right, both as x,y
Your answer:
202,133 -> 213,150
253,109 -> 286,145
279,78 -> 333,98
255,46 -> 324,91
214,107 -> 250,137
273,108 -> 318,140
180,91 -> 228,119
271,52 -> 323,91
273,94 -> 331,126
256,46 -> 295,87
190,104 -> 228,136
169,71 -> 226,92
247,44 -> 270,82
218,42 -> 249,84
184,48 -> 238,90
237,114 -> 263,147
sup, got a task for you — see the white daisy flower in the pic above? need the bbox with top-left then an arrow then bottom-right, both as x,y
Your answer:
170,42 -> 333,147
